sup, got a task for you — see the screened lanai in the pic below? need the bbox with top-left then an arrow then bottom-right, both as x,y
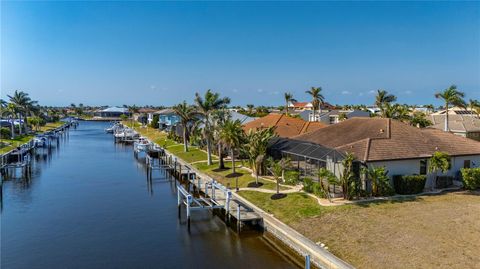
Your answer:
268,138 -> 346,195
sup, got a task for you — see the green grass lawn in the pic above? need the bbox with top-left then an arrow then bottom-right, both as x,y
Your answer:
37,121 -> 64,132
193,161 -> 287,191
238,191 -> 334,224
0,135 -> 35,154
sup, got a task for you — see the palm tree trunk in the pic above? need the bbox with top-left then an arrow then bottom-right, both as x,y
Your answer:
445,103 -> 449,132
285,101 -> 288,115
276,179 -> 280,194
18,113 -> 23,135
231,148 -> 235,174
206,138 -> 212,166
10,117 -> 15,139
218,143 -> 224,169
183,126 -> 188,152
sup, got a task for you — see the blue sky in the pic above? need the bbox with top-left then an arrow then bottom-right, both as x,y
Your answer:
1,1 -> 479,107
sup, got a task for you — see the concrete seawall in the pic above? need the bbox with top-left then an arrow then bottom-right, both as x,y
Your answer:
158,144 -> 355,269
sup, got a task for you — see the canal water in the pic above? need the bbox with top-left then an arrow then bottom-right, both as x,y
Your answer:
1,121 -> 297,269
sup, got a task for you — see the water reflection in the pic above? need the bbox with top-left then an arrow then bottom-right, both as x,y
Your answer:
1,121 -> 298,269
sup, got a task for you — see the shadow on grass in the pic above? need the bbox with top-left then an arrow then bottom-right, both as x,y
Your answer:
225,172 -> 243,178
247,182 -> 264,188
270,193 -> 287,200
353,196 -> 422,208
212,167 -> 229,172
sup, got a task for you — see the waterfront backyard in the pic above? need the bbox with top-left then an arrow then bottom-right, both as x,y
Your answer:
241,190 -> 480,269
133,125 -> 480,268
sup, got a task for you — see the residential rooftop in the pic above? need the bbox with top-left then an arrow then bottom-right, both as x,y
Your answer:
292,117 -> 480,162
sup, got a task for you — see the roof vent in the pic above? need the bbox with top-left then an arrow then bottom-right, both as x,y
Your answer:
435,146 -> 439,150
379,128 -> 384,133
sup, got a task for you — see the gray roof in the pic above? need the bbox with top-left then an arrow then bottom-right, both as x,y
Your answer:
153,108 -> 176,115
101,106 -> 128,113
429,115 -> 480,133
230,111 -> 257,124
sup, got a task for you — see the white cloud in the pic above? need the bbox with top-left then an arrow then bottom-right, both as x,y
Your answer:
358,92 -> 364,96
341,90 -> 351,95
257,88 -> 263,93
404,90 -> 412,95
232,88 -> 238,93
368,90 -> 376,95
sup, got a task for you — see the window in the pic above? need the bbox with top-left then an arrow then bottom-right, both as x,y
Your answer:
420,159 -> 427,175
464,160 -> 471,169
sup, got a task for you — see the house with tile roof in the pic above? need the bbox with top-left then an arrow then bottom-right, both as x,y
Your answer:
243,113 -> 327,138
429,114 -> 480,141
273,117 -> 480,190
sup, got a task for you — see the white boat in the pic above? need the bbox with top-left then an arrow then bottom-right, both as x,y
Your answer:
134,137 -> 151,152
114,129 -> 139,139
105,122 -> 122,133
34,136 -> 47,147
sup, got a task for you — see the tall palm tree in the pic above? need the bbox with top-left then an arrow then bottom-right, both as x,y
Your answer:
194,89 -> 231,165
305,87 -> 324,121
468,99 -> 480,118
127,105 -> 139,127
246,104 -> 255,115
219,119 -> 244,174
212,109 -> 230,169
172,101 -> 197,152
8,90 -> 36,135
242,127 -> 277,186
434,85 -> 465,131
283,92 -> 296,115
2,103 -> 18,139
375,89 -> 397,118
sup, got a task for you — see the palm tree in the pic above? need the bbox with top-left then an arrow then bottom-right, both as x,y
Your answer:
435,85 -> 465,131
194,89 -> 231,165
284,92 -> 296,115
2,103 -> 18,139
242,127 -> 277,186
428,151 -> 451,189
375,89 -> 397,118
305,87 -> 324,121
468,99 -> 480,118
219,119 -> 244,174
172,101 -> 197,152
8,90 -> 37,135
212,109 -> 230,169
127,105 -> 139,127
246,104 -> 255,115
267,158 -> 290,196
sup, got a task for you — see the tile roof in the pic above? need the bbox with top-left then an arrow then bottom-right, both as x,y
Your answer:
243,113 -> 327,138
429,115 -> 480,133
292,117 -> 480,162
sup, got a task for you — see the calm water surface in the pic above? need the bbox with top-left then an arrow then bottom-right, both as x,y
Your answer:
1,121 -> 297,269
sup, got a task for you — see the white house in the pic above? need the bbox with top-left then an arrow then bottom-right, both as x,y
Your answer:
282,118 -> 480,190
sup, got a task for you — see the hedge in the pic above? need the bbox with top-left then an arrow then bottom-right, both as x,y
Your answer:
461,168 -> 480,190
393,175 -> 426,194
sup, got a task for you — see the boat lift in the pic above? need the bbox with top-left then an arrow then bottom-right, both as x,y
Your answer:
177,182 -> 232,230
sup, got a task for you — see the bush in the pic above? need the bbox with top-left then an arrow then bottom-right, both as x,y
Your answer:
149,114 -> 159,129
393,175 -> 427,194
284,170 -> 299,185
303,177 -> 314,193
0,127 -> 10,139
461,168 -> 480,190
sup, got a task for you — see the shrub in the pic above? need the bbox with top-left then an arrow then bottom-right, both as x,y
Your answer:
303,177 -> 314,193
149,114 -> 159,129
0,127 -> 10,139
461,168 -> 480,190
393,175 -> 427,194
284,170 -> 299,185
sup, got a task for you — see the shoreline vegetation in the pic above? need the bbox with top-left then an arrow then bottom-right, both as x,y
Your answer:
129,123 -> 480,269
0,121 -> 64,154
